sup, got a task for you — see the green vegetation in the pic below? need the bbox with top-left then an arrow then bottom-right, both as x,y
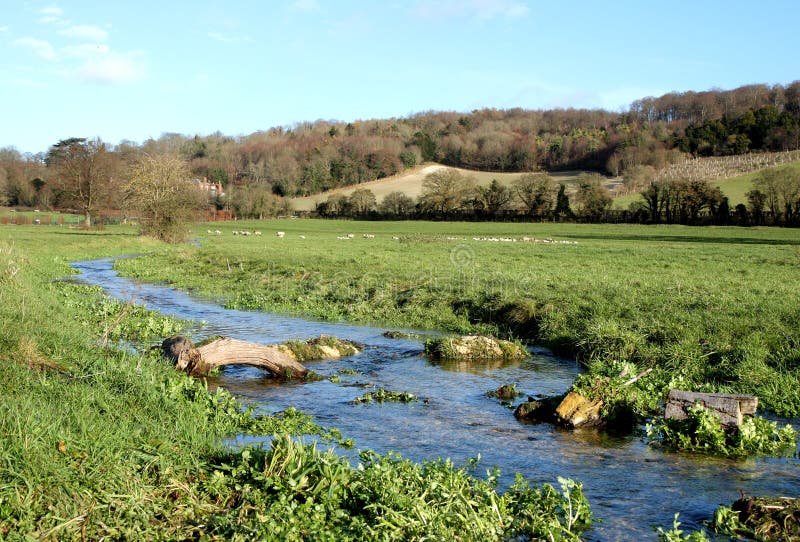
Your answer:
115,219 -> 800,418
646,404 -> 797,457
424,335 -> 528,361
0,224 -> 590,539
350,388 -> 418,404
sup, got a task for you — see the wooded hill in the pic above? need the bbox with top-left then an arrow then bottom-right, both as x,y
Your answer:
2,81 -> 799,208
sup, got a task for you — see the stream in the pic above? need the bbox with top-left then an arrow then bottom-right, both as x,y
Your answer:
71,257 -> 799,541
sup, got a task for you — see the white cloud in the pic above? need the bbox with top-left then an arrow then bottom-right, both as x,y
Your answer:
75,52 -> 145,84
59,24 -> 108,41
0,26 -> 9,33
12,37 -> 57,60
39,5 -> 67,25
411,0 -> 529,20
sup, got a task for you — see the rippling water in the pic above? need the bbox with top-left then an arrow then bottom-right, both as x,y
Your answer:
71,258 -> 799,541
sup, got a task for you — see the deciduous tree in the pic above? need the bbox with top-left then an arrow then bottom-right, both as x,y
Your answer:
573,174 -> 612,222
513,173 -> 556,217
348,188 -> 377,216
378,191 -> 415,216
125,154 -> 206,242
418,169 -> 475,215
46,138 -> 116,226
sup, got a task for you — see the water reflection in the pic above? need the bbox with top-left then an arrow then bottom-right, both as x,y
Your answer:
70,257 -> 799,541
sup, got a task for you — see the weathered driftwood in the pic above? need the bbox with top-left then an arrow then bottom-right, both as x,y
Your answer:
176,337 -> 309,378
665,390 -> 758,428
165,335 -> 363,378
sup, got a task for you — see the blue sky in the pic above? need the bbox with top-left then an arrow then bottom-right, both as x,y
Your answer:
2,0 -> 798,154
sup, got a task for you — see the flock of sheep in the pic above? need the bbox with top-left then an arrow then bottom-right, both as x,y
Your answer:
204,230 -> 576,244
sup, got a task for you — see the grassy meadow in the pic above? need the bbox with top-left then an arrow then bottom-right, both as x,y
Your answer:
115,219 -> 800,417
0,223 -> 593,540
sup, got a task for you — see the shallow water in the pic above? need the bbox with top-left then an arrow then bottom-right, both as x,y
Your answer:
71,257 -> 799,541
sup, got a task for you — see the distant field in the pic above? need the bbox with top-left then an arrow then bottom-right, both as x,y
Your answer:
289,164 -> 590,211
613,160 -> 800,210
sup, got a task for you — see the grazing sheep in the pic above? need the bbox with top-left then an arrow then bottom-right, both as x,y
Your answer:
215,230 -> 221,235
337,236 -> 350,240
299,235 -> 306,239
392,236 -> 400,240
233,231 -> 239,235
363,234 -> 375,239
207,229 -> 212,234
254,231 -> 262,236
276,231 -> 285,238
347,234 -> 355,239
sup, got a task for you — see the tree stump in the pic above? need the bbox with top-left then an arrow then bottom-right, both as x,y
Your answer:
665,390 -> 758,428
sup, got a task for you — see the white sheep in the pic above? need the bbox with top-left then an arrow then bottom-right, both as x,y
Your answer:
215,230 -> 221,235
299,235 -> 306,239
347,234 -> 354,239
254,231 -> 262,236
363,234 -> 375,238
276,231 -> 285,238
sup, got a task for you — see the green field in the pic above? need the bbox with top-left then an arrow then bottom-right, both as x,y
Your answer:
0,224 -> 593,540
3,221 -> 798,540
114,219 -> 800,418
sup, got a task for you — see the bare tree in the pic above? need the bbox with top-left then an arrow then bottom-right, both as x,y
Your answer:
125,154 -> 207,243
46,138 -> 116,226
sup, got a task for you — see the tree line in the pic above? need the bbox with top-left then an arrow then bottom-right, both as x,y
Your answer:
2,81 -> 800,228
5,81 -> 798,204
315,165 -> 800,227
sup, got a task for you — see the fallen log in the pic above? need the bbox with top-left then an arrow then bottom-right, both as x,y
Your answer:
176,337 -> 309,378
166,335 -> 362,378
665,390 -> 758,429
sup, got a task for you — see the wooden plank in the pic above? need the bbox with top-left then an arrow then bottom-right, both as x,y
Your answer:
666,390 -> 758,428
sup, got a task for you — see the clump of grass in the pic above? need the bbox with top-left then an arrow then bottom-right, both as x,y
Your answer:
281,335 -> 362,362
350,388 -> 418,404
425,335 -> 527,361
